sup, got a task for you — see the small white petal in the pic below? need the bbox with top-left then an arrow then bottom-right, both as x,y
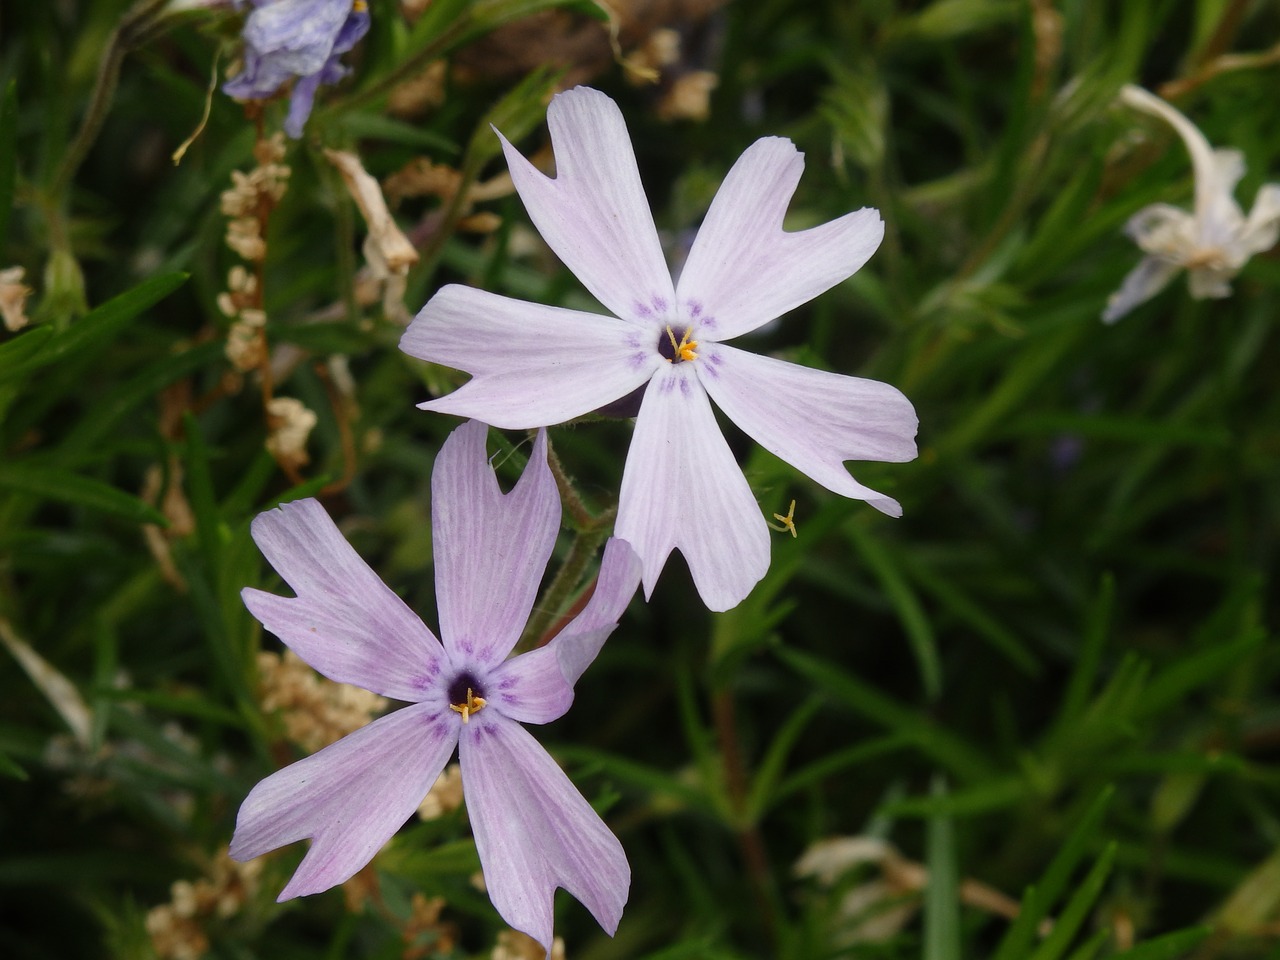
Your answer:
676,137 -> 884,340
1102,255 -> 1183,323
1195,148 -> 1248,247
401,285 -> 659,428
1125,203 -> 1196,255
1239,183 -> 1280,256
697,343 -> 916,516
499,86 -> 676,323
615,365 -> 769,611
1187,266 -> 1233,300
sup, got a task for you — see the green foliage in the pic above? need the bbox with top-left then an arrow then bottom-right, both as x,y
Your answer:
2,0 -> 1280,957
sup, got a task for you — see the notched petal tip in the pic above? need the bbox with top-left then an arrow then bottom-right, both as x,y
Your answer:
498,85 -> 675,323
230,705 -> 455,903
432,419 -> 560,665
462,718 -> 630,948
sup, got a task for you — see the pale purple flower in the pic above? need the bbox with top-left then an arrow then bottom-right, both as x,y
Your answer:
1103,85 -> 1280,323
230,421 -> 638,951
223,0 -> 371,138
400,86 -> 918,612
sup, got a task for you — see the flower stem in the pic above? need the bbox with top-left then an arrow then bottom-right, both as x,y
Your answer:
711,685 -> 780,946
50,0 -> 171,198
516,432 -> 616,653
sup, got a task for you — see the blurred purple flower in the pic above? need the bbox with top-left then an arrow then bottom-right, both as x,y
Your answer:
400,86 -> 918,611
230,421 -> 638,952
223,0 -> 370,137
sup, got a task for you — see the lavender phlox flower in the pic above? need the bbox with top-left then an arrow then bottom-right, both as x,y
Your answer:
400,86 -> 918,612
230,420 -> 639,951
223,0 -> 371,138
1103,84 -> 1280,323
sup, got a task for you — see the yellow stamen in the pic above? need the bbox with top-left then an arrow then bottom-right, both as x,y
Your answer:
664,325 -> 699,363
353,0 -> 368,11
449,688 -> 487,723
768,500 -> 798,538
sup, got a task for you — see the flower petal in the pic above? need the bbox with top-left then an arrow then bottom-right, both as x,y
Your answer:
1240,183 -> 1280,256
490,538 -> 641,725
284,71 -> 323,139
1187,265 -> 1233,300
675,137 -> 884,340
432,421 -> 559,665
485,644 -> 573,726
231,702 -> 455,900
243,0 -> 351,78
1101,254 -> 1182,323
1125,203 -> 1196,253
401,285 -> 659,428
547,537 -> 641,688
243,498 -> 443,702
222,52 -> 294,101
615,365 -> 769,612
461,713 -> 629,953
499,86 -> 676,323
697,344 -> 916,516
1118,86 -> 1245,233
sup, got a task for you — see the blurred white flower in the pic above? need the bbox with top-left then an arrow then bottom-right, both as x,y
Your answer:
0,266 -> 32,331
1103,84 -> 1280,323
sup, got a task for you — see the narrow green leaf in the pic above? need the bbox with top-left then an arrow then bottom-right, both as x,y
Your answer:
333,112 -> 458,152
776,646 -> 992,781
1059,574 -> 1114,728
404,0 -> 471,49
993,787 -> 1114,960
465,66 -> 562,172
1218,842 -> 1280,936
845,520 -> 942,699
0,326 -> 54,370
676,665 -> 728,818
1136,630 -> 1265,719
773,734 -> 913,804
0,82 -> 16,247
181,412 -> 224,578
1063,929 -> 1109,960
57,340 -> 223,457
96,687 -> 247,729
0,272 -> 187,383
924,776 -> 962,960
0,463 -> 164,524
1109,927 -> 1213,960
1026,842 -> 1116,960
1004,412 -> 1230,448
552,746 -> 712,813
901,552 -> 1041,676
746,695 -> 823,819
0,750 -> 27,780
883,776 -> 1026,818
639,940 -> 742,960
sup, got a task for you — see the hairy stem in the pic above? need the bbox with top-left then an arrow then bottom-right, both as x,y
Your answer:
711,685 -> 779,946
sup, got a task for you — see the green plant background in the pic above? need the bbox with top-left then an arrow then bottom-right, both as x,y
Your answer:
1,0 -> 1278,957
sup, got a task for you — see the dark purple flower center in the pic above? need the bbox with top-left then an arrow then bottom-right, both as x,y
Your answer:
448,671 -> 486,705
657,325 -> 698,363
